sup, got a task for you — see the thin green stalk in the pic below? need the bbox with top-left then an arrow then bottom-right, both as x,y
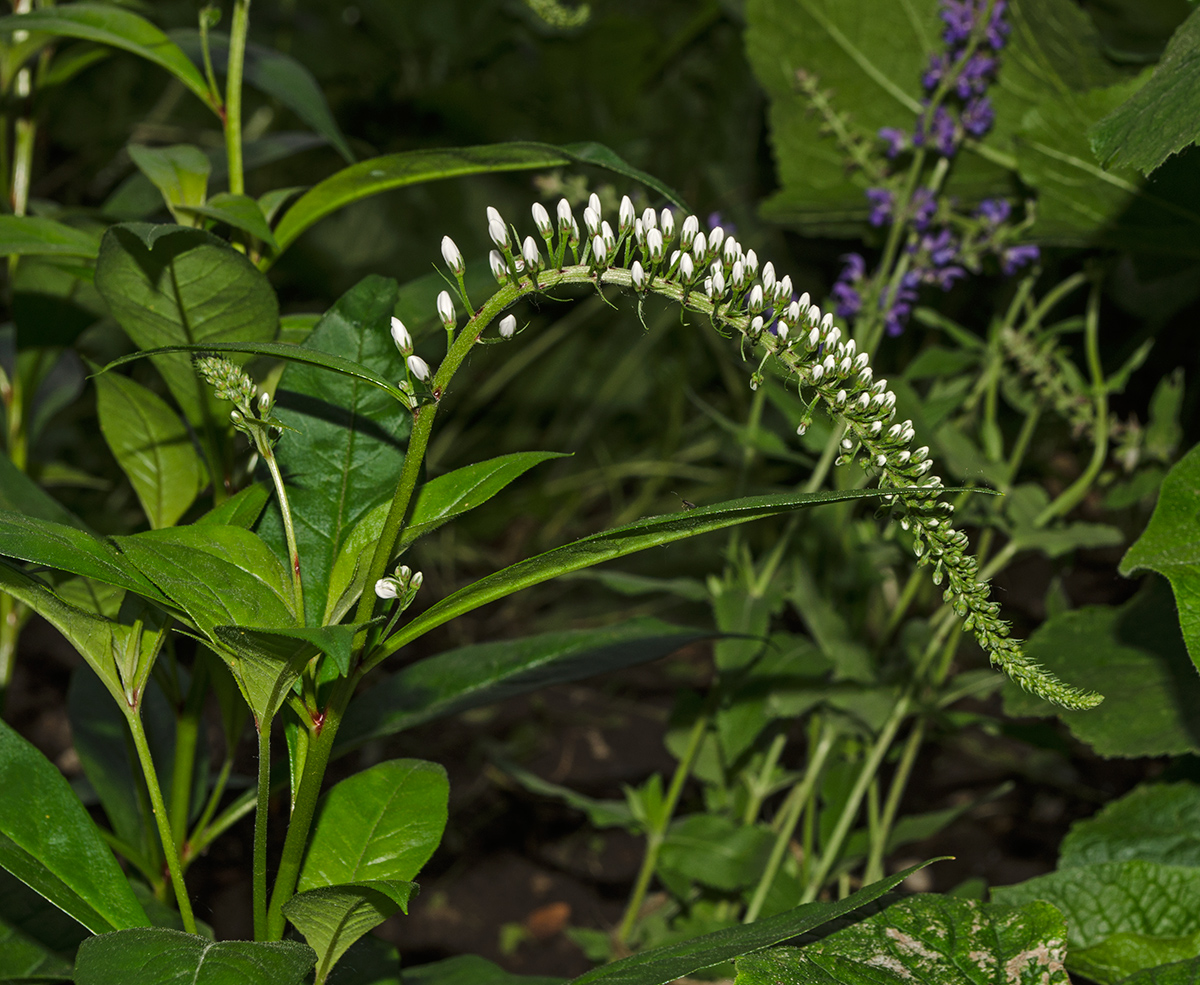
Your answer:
225,0 -> 250,195
169,656 -> 209,850
863,719 -> 925,884
187,754 -> 233,861
800,692 -> 911,903
127,710 -> 197,934
741,732 -> 787,825
617,712 -> 708,947
253,720 -> 271,939
259,441 -> 304,616
744,720 -> 836,923
99,828 -> 161,890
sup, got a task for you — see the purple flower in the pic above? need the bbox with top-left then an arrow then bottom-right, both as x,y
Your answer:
911,188 -> 937,231
958,52 -> 996,96
1001,244 -> 1039,274
930,106 -> 959,155
879,126 -> 909,158
940,0 -> 976,46
866,187 -> 894,227
961,95 -> 994,137
976,198 -> 1011,225
932,264 -> 967,290
831,281 -> 863,318
921,229 -> 960,267
880,270 -> 921,336
707,211 -> 734,233
986,0 -> 1010,49
923,54 -> 949,93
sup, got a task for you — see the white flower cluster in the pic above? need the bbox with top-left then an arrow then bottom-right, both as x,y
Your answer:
422,196 -> 1100,709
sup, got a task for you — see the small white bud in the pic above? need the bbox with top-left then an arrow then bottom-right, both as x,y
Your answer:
821,312 -> 833,331
704,276 -> 713,296
619,195 -> 635,233
681,213 -> 699,240
709,226 -> 724,251
811,363 -> 824,381
569,217 -> 580,246
436,290 -> 455,326
679,252 -> 694,280
407,354 -> 431,381
807,304 -> 822,326
835,389 -> 847,405
557,198 -> 573,227
642,207 -> 658,230
723,237 -> 739,263
489,218 -> 509,248
798,291 -> 810,310
744,249 -> 759,276
826,326 -> 841,347
375,577 -> 400,599
731,261 -> 745,288
749,284 -> 764,311
669,249 -> 680,268
583,206 -> 600,236
601,220 -> 615,249
390,315 -> 412,354
808,327 -> 820,349
839,358 -> 851,375
489,249 -> 507,283
441,235 -> 465,274
749,315 -> 764,338
777,274 -> 792,300
711,269 -> 725,296
499,314 -> 517,339
875,454 -> 888,467
869,420 -> 883,436
777,321 -> 789,341
631,259 -> 647,290
634,218 -> 645,247
761,261 -> 776,293
532,202 -> 552,236
844,338 -> 857,357
522,235 -> 541,269
787,301 -> 801,322
588,192 -> 602,217
647,228 -> 664,261
854,352 -> 870,370
487,206 -> 503,226
592,235 -> 607,264
659,209 -> 675,238
692,230 -> 707,255
841,438 -> 855,450
916,459 -> 933,475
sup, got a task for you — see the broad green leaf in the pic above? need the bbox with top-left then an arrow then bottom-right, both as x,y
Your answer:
214,621 -> 372,681
1001,579 -> 1200,757
127,144 -> 210,223
324,450 -> 569,624
1122,442 -> 1200,666
0,867 -> 88,960
0,718 -> 149,934
0,510 -> 162,600
283,881 -> 415,984
0,912 -> 74,981
176,193 -> 279,250
567,862 -> 940,985
74,929 -> 315,985
298,759 -> 448,891
327,934 -> 401,985
658,815 -> 773,892
0,454 -> 89,530
336,619 -> 713,753
1091,9 -> 1200,174
113,525 -> 295,636
0,215 -> 101,258
403,956 -> 561,985
1121,956 -> 1200,984
373,488 -> 926,667
95,370 -> 206,528
259,275 -> 410,626
170,30 -> 355,165
735,896 -> 1069,985
0,5 -> 214,109
269,142 -> 684,259
1060,782 -> 1200,870
194,483 -> 270,529
93,224 -> 278,426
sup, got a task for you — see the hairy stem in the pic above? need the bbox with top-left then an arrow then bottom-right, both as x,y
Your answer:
225,0 -> 250,196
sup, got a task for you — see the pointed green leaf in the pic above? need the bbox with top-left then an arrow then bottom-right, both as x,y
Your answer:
371,488 -> 928,668
170,30 -> 355,164
736,896 -> 1069,985
269,142 -> 684,259
0,454 -> 90,530
127,144 -> 210,221
325,450 -> 569,623
96,371 -> 206,528
93,224 -> 278,426
1060,782 -> 1200,870
215,622 -> 372,680
74,929 -> 315,985
659,815 -> 774,892
0,4 -> 214,109
194,483 -> 270,529
259,275 -> 411,626
0,718 -> 149,934
337,619 -> 713,752
209,625 -> 314,725
299,759 -> 447,891
177,193 -> 279,250
0,912 -> 74,981
567,862 -> 941,985
0,215 -> 101,258
1120,957 -> 1200,985
283,881 -> 415,984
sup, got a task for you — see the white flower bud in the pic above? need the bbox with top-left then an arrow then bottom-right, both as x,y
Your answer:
592,235 -> 607,264
723,237 -> 739,263
568,218 -> 580,247
869,420 -> 883,436
557,198 -> 573,227
777,321 -> 789,341
854,352 -> 870,371
659,209 -> 675,238
835,389 -> 847,405
642,207 -> 657,230
647,227 -> 664,260
681,214 -> 699,242
634,218 -> 645,247
704,276 -> 713,296
669,249 -> 680,268
407,354 -> 431,381
583,206 -> 600,236
808,327 -> 820,349
841,438 -> 855,450
436,290 -> 455,326
761,262 -> 776,293
749,315 -> 764,338
807,304 -> 822,326
821,312 -> 834,331
731,261 -> 745,288
631,259 -> 647,290
375,577 -> 400,599
259,390 -> 271,414
619,195 -> 635,233
811,363 -> 824,381
487,206 -> 503,226
709,226 -> 724,252
522,235 -> 541,269
777,274 -> 792,300
823,354 -> 836,372
679,252 -> 694,280
749,284 -> 764,312
798,291 -> 810,310
441,235 -> 464,274
711,269 -> 725,296
692,230 -> 707,256
390,315 -> 412,354
499,314 -> 517,339
489,218 -> 509,248
845,338 -> 857,357
826,326 -> 841,347
532,202 -> 552,236
489,249 -> 507,283
839,357 -> 852,375
588,192 -> 602,218
601,220 -> 615,250
744,249 -> 759,276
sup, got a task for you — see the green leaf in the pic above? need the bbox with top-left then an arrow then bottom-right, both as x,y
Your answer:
993,860 -> 1200,984
658,815 -> 774,892
269,141 -> 684,259
170,30 -> 355,165
1090,9 -> 1200,174
735,896 -> 1069,985
176,193 -> 279,250
1060,782 -> 1200,870
1001,579 -> 1200,757
259,275 -> 410,626
1120,956 -> 1200,984
283,881 -> 415,985
567,862 -> 940,985
96,370 -> 206,528
495,756 -> 636,829
0,215 -> 101,258
93,224 -> 278,426
402,955 -> 562,985
373,488 -> 926,667
337,619 -> 713,753
298,759 -> 448,891
127,144 -> 210,223
194,483 -> 270,529
0,4 -> 214,110
74,929 -> 315,985
1122,442 -> 1200,666
0,717 -> 149,934
0,912 -> 74,981
214,621 -> 371,681
0,454 -> 90,530
324,450 -> 569,623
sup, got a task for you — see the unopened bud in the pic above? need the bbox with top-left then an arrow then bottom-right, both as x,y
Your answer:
557,198 -> 573,228
647,228 -> 664,261
441,235 -> 464,274
499,314 -> 517,339
489,250 -> 507,283
592,235 -> 607,264
436,290 -> 455,327
532,202 -> 552,236
631,259 -> 647,290
407,354 -> 431,381
488,219 -> 509,248
678,252 -> 694,280
619,195 -> 635,233
659,209 -> 675,238
522,236 -> 541,269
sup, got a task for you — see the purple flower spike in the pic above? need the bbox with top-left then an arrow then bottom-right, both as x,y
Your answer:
880,270 -> 921,336
959,52 -> 996,96
922,229 -> 960,267
962,95 -> 995,137
879,126 -> 909,158
986,0 -> 1010,49
832,281 -> 863,318
923,54 -> 949,93
933,264 -> 967,290
866,187 -> 894,227
940,0 -> 976,46
976,198 -> 1011,225
1001,244 -> 1039,274
911,188 -> 937,231
931,106 -> 959,155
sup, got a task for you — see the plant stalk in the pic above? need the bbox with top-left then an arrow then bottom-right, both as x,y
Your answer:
253,720 -> 271,939
225,0 -> 251,196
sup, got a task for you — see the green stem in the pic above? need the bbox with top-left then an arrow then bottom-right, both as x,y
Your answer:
187,753 -> 233,863
616,711 -> 708,947
127,710 -> 197,934
169,656 -> 209,850
225,0 -> 250,196
863,719 -> 925,884
253,719 -> 271,939
741,732 -> 787,825
259,440 -> 304,617
744,720 -> 836,923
